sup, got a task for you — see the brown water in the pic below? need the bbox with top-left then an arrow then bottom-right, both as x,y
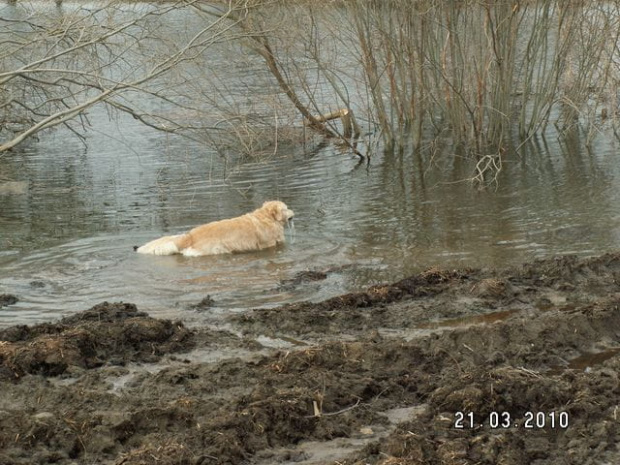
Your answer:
567,348 -> 620,371
1,2 -> 620,328
417,309 -> 521,330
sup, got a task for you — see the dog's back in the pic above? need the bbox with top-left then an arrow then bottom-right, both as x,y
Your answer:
134,201 -> 293,257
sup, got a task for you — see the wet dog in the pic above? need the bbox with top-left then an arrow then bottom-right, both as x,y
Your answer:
134,201 -> 294,257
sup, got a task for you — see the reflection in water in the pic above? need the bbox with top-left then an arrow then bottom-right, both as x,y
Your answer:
2,123 -> 619,328
1,6 -> 620,327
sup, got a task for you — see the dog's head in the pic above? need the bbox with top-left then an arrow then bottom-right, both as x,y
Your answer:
260,200 -> 294,223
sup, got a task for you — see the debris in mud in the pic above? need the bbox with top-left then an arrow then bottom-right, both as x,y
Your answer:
234,267 -> 472,337
0,293 -> 18,307
0,301 -> 193,379
2,254 -> 620,464
278,265 -> 359,291
191,295 -> 215,311
279,269 -> 328,290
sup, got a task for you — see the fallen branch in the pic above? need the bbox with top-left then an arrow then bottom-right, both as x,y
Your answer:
310,108 -> 361,139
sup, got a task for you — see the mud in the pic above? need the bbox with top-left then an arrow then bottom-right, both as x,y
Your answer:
2,253 -> 620,464
0,294 -> 18,307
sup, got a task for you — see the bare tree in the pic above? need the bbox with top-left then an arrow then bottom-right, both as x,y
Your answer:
214,0 -> 620,183
7,0 -> 618,174
0,0 -> 252,154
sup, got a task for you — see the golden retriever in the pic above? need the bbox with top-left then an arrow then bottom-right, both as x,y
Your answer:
134,200 -> 294,256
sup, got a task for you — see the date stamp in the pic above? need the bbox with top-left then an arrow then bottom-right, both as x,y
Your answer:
454,411 -> 569,429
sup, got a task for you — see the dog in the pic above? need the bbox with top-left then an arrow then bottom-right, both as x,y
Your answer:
134,200 -> 294,256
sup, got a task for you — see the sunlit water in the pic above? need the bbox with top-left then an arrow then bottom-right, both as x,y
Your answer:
2,2 -> 620,328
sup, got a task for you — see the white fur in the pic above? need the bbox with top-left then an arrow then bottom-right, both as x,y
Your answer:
136,235 -> 182,255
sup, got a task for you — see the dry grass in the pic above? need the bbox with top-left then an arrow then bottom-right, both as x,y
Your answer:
222,0 -> 620,172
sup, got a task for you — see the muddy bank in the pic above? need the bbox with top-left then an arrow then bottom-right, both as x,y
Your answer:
0,302 -> 194,380
2,253 -> 620,464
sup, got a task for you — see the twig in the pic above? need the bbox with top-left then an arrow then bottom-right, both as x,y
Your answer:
304,398 -> 361,418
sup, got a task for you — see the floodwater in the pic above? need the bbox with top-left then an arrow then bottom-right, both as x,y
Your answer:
2,2 -> 620,327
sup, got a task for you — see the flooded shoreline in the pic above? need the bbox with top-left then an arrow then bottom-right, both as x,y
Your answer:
2,253 -> 620,464
3,1 -> 620,329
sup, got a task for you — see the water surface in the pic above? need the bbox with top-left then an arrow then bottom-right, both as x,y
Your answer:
1,2 -> 620,328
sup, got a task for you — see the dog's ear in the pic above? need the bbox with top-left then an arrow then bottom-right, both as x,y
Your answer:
263,201 -> 284,221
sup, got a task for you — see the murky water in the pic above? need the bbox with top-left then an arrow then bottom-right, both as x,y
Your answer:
2,2 -> 620,328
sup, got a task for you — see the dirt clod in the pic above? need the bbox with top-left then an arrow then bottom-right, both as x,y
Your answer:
0,301 -> 193,379
0,294 -> 18,307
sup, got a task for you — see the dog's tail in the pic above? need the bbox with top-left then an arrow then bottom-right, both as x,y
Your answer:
134,234 -> 188,255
